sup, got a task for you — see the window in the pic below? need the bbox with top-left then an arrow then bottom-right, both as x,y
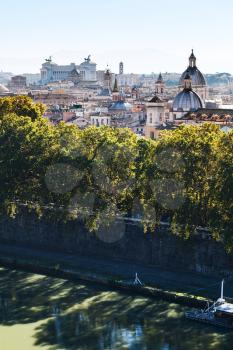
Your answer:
150,117 -> 152,123
150,131 -> 155,139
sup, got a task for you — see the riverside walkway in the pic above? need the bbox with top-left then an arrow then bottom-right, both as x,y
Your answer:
0,243 -> 232,300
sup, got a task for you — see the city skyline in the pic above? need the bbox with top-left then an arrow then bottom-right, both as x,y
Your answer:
1,0 -> 233,74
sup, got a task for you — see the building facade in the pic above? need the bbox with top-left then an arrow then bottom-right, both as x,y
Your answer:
8,75 -> 27,90
91,113 -> 111,126
116,73 -> 140,87
40,55 -> 97,85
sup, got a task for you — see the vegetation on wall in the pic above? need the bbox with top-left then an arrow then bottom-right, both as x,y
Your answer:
1,96 -> 233,249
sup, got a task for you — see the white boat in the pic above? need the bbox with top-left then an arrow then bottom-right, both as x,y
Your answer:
185,280 -> 233,329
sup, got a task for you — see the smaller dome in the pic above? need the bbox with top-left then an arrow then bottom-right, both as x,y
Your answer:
173,90 -> 203,112
109,101 -> 132,112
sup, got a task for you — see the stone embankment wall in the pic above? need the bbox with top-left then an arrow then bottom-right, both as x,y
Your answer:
0,213 -> 232,277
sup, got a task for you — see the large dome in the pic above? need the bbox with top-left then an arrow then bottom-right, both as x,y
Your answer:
172,77 -> 204,112
173,89 -> 203,112
179,50 -> 207,86
180,66 -> 207,86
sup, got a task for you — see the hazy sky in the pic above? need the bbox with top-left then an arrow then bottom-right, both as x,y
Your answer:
1,0 -> 233,74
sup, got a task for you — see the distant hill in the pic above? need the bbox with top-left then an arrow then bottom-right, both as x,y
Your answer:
205,73 -> 233,87
160,72 -> 233,87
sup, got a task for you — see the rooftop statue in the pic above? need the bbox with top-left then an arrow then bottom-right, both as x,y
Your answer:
45,56 -> 52,63
84,55 -> 91,62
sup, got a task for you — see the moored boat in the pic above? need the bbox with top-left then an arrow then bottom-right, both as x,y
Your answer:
185,280 -> 233,329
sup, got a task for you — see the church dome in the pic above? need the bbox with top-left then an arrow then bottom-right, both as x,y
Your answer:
179,50 -> 207,87
173,89 -> 203,112
180,67 -> 206,86
109,100 -> 132,112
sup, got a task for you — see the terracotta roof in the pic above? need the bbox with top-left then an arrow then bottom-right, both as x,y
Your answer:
183,108 -> 233,121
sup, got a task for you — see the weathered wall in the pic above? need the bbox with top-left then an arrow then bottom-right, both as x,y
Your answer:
0,213 -> 232,277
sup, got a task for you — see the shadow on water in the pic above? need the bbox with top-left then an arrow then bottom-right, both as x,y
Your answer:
0,267 -> 233,349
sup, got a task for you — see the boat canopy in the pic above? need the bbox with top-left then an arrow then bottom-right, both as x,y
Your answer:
216,302 -> 233,314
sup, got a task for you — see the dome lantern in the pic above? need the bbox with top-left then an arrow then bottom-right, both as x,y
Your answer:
189,49 -> 196,67
184,73 -> 192,90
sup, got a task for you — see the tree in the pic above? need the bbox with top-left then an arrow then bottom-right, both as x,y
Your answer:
0,96 -> 45,121
0,113 -> 59,216
209,130 -> 233,250
140,123 -> 221,237
1,98 -> 233,251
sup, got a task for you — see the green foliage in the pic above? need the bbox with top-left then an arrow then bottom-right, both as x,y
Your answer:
1,96 -> 233,249
0,96 -> 45,121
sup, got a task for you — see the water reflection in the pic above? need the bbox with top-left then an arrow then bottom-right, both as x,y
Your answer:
0,267 -> 233,350
0,294 -> 9,322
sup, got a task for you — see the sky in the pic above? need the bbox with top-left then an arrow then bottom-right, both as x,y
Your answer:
1,0 -> 233,74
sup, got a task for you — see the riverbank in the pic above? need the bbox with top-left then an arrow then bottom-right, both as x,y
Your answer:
2,267 -> 231,350
2,213 -> 233,277
0,243 -> 228,308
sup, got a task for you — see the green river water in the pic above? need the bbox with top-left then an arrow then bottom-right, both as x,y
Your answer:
0,267 -> 233,350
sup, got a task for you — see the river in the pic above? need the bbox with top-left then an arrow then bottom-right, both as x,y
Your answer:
0,267 -> 233,350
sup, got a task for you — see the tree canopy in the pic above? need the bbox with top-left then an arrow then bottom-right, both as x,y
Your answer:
0,96 -> 45,121
1,97 -> 233,249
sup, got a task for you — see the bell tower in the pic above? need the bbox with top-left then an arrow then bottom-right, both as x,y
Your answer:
112,77 -> 120,101
104,66 -> 112,90
119,62 -> 124,75
155,73 -> 165,95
